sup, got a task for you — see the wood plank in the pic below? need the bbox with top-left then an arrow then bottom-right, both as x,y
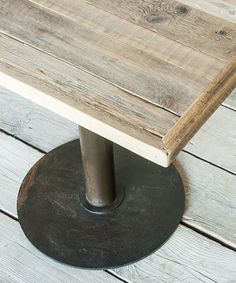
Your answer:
1,0 -> 236,166
0,36 -> 235,169
30,0 -> 236,112
113,225 -> 236,282
1,208 -> 236,282
164,58 -> 236,161
0,116 -> 235,248
184,105 -> 236,173
0,214 -> 120,283
0,87 -> 79,152
1,86 -> 236,173
0,138 -> 235,282
225,88 -> 236,110
179,0 -> 236,23
180,0 -> 236,115
0,132 -> 43,216
0,0 -> 211,116
0,34 -> 176,167
34,0 -> 225,82
78,0 -> 236,61
175,153 -> 236,249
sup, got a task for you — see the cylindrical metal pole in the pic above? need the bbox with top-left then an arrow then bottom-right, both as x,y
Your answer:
79,127 -> 116,207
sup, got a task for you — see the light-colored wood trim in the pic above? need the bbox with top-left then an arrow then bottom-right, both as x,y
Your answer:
0,72 -> 170,167
1,86 -> 235,173
164,58 -> 236,162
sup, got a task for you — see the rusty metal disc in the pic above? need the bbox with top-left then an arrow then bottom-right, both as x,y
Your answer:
17,140 -> 185,269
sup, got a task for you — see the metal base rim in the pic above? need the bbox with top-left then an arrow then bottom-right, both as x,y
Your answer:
17,140 -> 185,269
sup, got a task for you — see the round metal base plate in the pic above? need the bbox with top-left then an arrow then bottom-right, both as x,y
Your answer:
17,140 -> 185,269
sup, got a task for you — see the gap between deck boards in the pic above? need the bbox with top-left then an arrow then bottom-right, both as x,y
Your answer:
1,122 -> 236,281
1,126 -> 235,176
1,127 -> 235,253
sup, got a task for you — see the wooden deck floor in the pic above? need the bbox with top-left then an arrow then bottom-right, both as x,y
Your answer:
0,86 -> 236,282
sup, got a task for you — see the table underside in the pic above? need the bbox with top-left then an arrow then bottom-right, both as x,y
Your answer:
0,0 -> 236,166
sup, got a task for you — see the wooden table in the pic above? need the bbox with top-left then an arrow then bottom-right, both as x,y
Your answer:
0,0 -> 236,270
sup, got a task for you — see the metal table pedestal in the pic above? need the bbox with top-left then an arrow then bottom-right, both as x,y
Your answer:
17,127 -> 185,269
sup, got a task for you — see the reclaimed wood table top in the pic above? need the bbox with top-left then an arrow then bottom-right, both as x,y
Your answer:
0,0 -> 236,166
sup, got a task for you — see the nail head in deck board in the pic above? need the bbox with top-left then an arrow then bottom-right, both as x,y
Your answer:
1,0 -> 236,167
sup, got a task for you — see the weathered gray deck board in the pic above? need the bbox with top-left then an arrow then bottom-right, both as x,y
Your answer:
1,86 -> 235,173
0,138 -> 236,282
113,224 -> 236,283
0,88 -> 235,282
184,104 -> 236,173
0,89 -> 236,247
0,214 -> 119,283
0,87 -> 79,152
224,89 -> 236,110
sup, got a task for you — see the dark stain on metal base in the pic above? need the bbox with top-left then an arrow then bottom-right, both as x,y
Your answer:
17,140 -> 185,269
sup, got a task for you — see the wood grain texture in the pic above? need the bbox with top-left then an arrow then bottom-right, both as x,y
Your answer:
1,0 -> 236,166
184,105 -> 236,173
0,214 -> 119,283
164,58 -> 236,161
1,86 -> 235,173
224,88 -> 236,110
79,0 -> 236,61
179,0 -> 236,23
113,225 -> 236,283
0,132 -> 43,216
32,0 -> 236,112
0,0 -> 210,116
0,87 -> 79,152
0,98 -> 235,247
0,34 -> 175,167
34,0 -> 225,81
1,204 -> 236,283
175,153 -> 236,249
0,137 -> 236,282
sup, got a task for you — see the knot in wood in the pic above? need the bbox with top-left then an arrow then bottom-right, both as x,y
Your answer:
175,5 -> 189,15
